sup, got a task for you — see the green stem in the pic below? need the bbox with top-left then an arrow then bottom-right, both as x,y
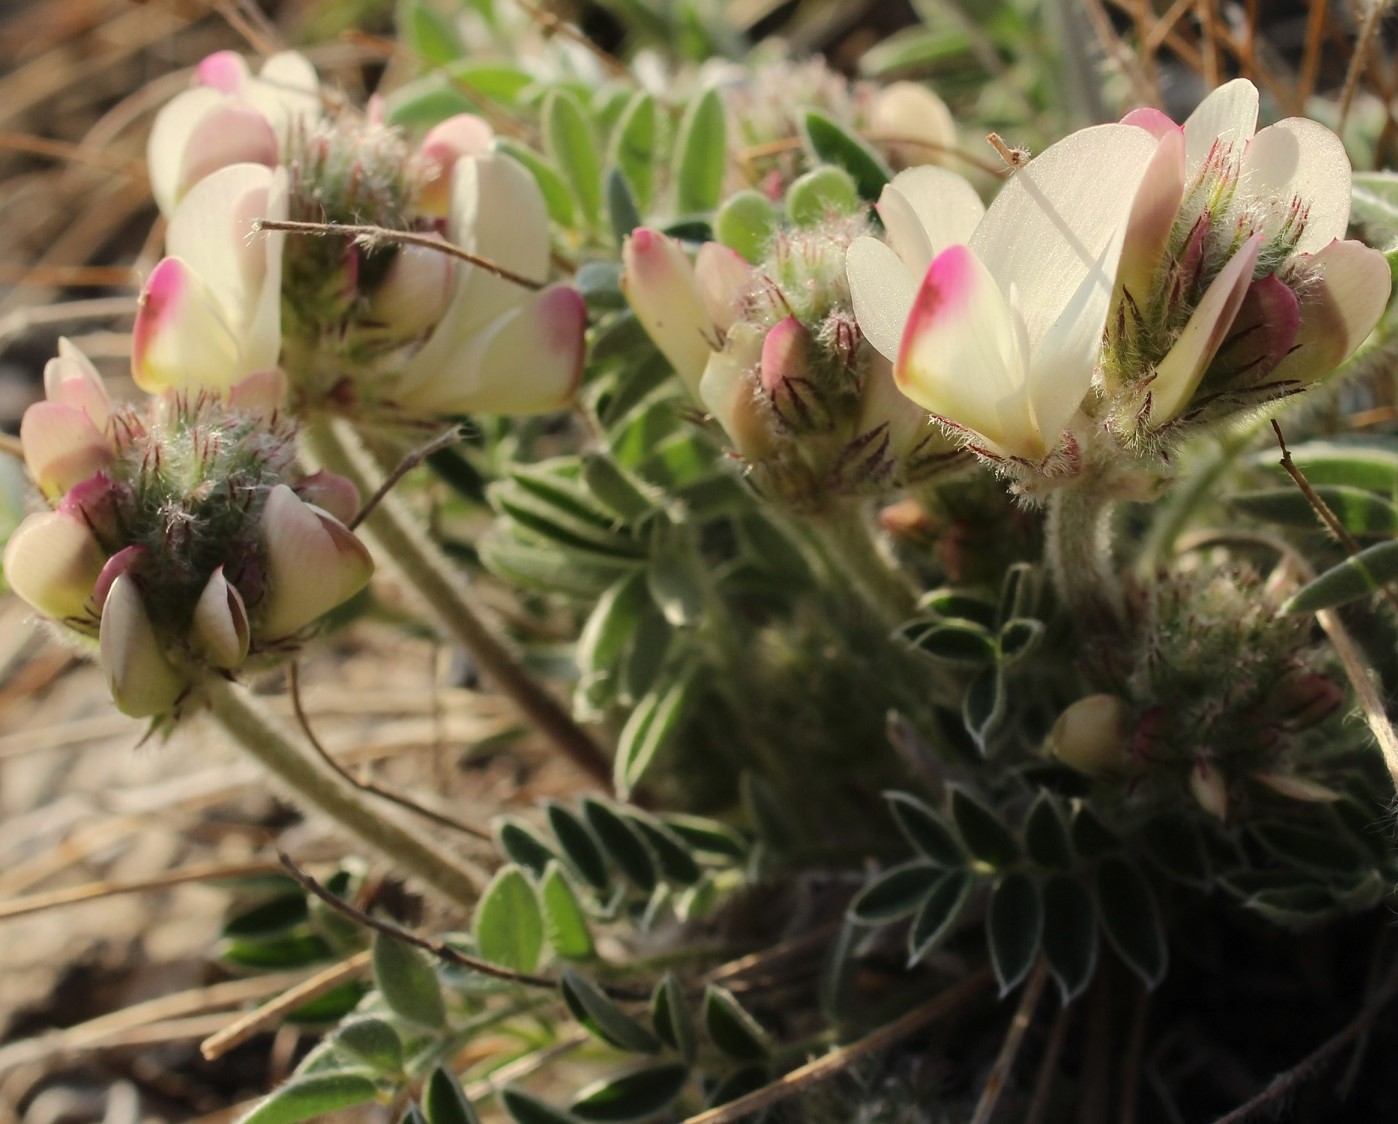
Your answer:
201,674 -> 482,910
302,418 -> 614,789
808,503 -> 916,624
1045,484 -> 1124,633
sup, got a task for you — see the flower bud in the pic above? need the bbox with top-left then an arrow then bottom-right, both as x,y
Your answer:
294,471 -> 361,527
870,81 -> 956,168
99,575 -> 187,718
259,485 -> 374,639
415,114 -> 494,218
3,510 -> 106,622
369,241 -> 455,339
20,401 -> 113,499
620,228 -> 714,396
1046,695 -> 1136,776
1189,757 -> 1229,821
193,566 -> 251,668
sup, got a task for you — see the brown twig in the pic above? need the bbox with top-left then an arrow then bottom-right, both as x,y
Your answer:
678,969 -> 996,1124
0,264 -> 137,287
1025,1003 -> 1075,1124
1338,0 -> 1386,134
351,427 -> 464,531
969,961 -> 1050,1124
0,130 -> 143,175
286,662 -> 491,842
1298,0 -> 1330,110
200,950 -> 373,1060
1272,419 -> 1398,616
278,852 -> 650,1000
253,219 -> 545,291
0,860 -> 282,921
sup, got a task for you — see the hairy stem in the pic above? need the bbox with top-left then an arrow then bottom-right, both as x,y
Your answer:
1045,483 -> 1124,633
302,417 -> 613,789
808,502 -> 916,624
201,675 -> 482,910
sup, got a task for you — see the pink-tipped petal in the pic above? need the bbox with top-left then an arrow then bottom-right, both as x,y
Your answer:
147,87 -> 226,216
259,485 -> 374,639
193,566 -> 251,668
407,285 -> 586,416
1242,118 -> 1353,253
619,227 -> 714,395
132,257 -> 244,393
1269,239 -> 1393,387
19,401 -> 113,498
44,338 -> 111,429
176,103 -> 279,201
697,324 -> 776,462
196,51 -> 250,92
58,473 -> 124,542
416,114 -> 495,217
295,471 -> 361,526
99,575 -> 186,718
3,510 -> 106,621
1150,235 -> 1263,422
1116,128 -> 1186,307
895,244 -> 1033,457
759,316 -> 813,399
1121,107 -> 1180,139
1183,78 -> 1259,172
694,242 -> 754,333
93,544 -> 149,612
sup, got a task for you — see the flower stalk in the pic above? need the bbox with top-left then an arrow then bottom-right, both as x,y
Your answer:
201,673 -> 483,909
1045,482 -> 1124,634
808,502 -> 916,624
302,417 -> 613,788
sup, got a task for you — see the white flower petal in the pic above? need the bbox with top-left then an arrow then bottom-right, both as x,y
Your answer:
242,51 -> 321,139
970,123 -> 1158,355
884,166 -> 985,256
20,401 -> 113,498
1242,118 -> 1352,253
259,485 -> 374,639
147,87 -> 226,216
615,227 -> 713,395
875,183 -> 934,277
846,235 -> 917,361
1183,77 -> 1258,172
44,338 -> 111,430
1116,128 -> 1186,306
176,103 -> 279,203
694,243 -> 753,333
870,81 -> 956,165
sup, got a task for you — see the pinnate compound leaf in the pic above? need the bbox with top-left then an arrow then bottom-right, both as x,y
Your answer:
571,1064 -> 690,1121
475,865 -> 544,974
651,973 -> 696,1064
1023,793 -> 1073,871
885,792 -> 964,867
424,1065 -> 482,1124
849,861 -> 942,925
704,985 -> 770,1060
1095,858 -> 1168,988
372,932 -> 445,1028
562,969 -> 662,1053
238,1072 -> 379,1124
907,870 -> 974,964
1041,876 -> 1098,1003
950,788 -> 1020,867
583,798 -> 657,891
548,803 -> 612,890
610,91 -> 657,211
333,1017 -> 402,1074
986,873 -> 1042,995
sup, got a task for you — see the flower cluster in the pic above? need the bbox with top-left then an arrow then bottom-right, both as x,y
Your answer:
622,222 -> 964,509
842,80 -> 1390,491
135,53 -> 585,428
4,343 -> 372,718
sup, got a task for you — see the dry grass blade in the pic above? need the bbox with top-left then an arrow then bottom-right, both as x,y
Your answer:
0,860 -> 282,921
969,961 -> 1050,1124
200,950 -> 373,1061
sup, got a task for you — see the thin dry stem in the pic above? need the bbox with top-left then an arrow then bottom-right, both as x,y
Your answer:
679,969 -> 995,1124
200,950 -> 372,1061
254,219 -> 545,291
1338,0 -> 1386,133
969,961 -> 1050,1124
350,427 -> 464,531
1025,1003 -> 1075,1124
1299,0 -> 1331,108
0,860 -> 282,921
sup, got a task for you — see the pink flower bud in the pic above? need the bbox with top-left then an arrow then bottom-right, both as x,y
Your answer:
93,545 -> 149,613
258,485 -> 374,639
416,114 -> 495,218
99,575 -> 186,718
294,471 -> 361,527
3,510 -> 106,622
44,338 -> 111,429
1046,695 -> 1136,776
870,82 -> 956,167
759,316 -> 813,399
697,323 -> 778,464
620,228 -> 714,396
58,474 -> 126,543
193,566 -> 251,668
